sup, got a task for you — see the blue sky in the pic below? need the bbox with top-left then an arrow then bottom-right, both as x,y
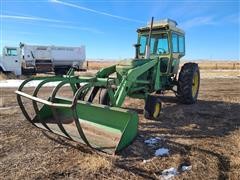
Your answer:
0,0 -> 239,60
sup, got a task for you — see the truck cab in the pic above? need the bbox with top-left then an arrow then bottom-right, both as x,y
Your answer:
0,47 -> 21,75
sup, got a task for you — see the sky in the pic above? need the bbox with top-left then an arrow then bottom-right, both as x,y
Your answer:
0,0 -> 239,60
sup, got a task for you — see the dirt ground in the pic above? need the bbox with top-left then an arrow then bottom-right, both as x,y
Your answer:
0,74 -> 240,179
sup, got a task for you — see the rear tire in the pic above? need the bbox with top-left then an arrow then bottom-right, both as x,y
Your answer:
177,62 -> 200,104
54,67 -> 69,75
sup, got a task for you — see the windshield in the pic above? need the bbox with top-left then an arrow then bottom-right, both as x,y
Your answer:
6,48 -> 17,56
138,33 -> 169,55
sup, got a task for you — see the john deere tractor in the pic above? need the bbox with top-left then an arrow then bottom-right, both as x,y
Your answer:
16,18 -> 200,154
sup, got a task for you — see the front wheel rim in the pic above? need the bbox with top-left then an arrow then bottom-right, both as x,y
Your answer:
153,103 -> 161,118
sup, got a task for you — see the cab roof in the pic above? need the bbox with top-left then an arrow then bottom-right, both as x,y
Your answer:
137,19 -> 185,35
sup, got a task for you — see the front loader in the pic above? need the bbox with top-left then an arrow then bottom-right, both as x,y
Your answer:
15,18 -> 200,154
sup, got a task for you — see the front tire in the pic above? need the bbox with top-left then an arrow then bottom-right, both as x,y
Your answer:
99,89 -> 110,105
144,95 -> 162,120
177,63 -> 200,104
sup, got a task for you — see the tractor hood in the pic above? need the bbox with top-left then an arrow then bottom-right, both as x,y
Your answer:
116,59 -> 151,76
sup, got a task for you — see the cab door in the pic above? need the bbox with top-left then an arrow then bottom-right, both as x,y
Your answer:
171,33 -> 185,74
3,47 -> 21,75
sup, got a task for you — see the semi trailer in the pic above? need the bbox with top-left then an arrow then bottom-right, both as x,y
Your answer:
0,43 -> 86,75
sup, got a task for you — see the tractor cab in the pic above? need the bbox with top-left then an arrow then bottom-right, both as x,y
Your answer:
136,19 -> 185,58
117,19 -> 185,76
135,19 -> 185,74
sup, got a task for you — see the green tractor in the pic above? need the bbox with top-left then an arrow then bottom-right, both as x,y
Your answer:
15,18 -> 200,154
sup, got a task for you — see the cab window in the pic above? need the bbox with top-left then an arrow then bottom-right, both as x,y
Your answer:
139,36 -> 147,54
179,36 -> 185,53
139,33 -> 169,55
172,33 -> 178,53
150,38 -> 155,54
171,33 -> 185,54
6,48 -> 17,56
157,33 -> 169,54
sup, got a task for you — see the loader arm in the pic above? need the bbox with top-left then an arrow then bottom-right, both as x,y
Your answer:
114,59 -> 158,106
96,65 -> 116,78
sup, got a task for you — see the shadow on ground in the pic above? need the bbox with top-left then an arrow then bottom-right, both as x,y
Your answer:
115,98 -> 240,179
32,96 -> 239,179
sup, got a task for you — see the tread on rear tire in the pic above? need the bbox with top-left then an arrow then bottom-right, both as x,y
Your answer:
177,62 -> 200,104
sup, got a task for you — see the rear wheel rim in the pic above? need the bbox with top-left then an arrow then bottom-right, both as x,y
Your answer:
192,72 -> 199,97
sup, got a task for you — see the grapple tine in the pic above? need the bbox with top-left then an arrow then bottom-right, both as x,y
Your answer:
16,77 -> 67,130
71,84 -> 93,148
50,80 -> 76,140
32,79 -> 56,132
17,93 -> 38,128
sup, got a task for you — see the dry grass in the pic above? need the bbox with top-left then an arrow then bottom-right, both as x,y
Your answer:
78,154 -> 112,173
0,72 -> 29,80
0,61 -> 239,80
84,61 -> 116,70
0,62 -> 240,179
196,61 -> 240,70
0,79 -> 239,179
200,69 -> 240,79
0,72 -> 8,80
84,60 -> 240,71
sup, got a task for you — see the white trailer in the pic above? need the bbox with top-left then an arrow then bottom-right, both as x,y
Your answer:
0,43 -> 86,75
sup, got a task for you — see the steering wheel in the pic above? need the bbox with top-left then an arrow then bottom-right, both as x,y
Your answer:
157,48 -> 166,54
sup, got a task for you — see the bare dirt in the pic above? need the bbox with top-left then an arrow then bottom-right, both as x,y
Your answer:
0,75 -> 240,179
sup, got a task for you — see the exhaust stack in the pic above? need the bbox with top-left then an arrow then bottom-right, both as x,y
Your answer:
145,17 -> 154,59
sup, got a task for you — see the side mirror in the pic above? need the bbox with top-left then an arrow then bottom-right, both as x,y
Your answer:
133,44 -> 141,59
4,49 -> 8,56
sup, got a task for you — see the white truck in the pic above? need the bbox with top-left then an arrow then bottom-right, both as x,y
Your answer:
0,43 -> 86,75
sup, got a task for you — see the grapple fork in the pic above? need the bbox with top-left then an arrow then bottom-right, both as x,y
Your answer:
15,76 -> 138,154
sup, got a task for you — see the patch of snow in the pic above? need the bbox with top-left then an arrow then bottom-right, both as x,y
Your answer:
160,167 -> 178,180
181,165 -> 192,172
144,137 -> 161,146
142,159 -> 151,164
154,148 -> 169,156
0,79 -> 58,88
159,165 -> 192,179
0,79 -> 87,88
0,80 -> 24,88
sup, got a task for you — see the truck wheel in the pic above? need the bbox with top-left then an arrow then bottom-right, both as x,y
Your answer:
54,68 -> 69,75
177,62 -> 200,104
144,95 -> 162,120
0,66 -> 4,73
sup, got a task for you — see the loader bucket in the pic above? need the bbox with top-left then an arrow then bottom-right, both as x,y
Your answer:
16,89 -> 138,154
